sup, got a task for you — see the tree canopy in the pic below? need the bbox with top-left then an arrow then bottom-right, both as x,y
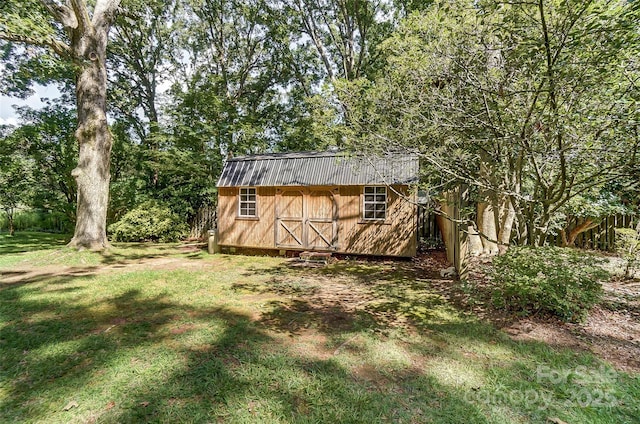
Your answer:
1,0 -> 638,246
340,0 -> 640,246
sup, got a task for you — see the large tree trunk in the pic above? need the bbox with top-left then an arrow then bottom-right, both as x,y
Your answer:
473,195 -> 515,255
0,1 -> 121,249
497,196 -> 516,253
478,201 -> 499,255
66,15 -> 114,250
468,224 -> 483,256
560,218 -> 600,247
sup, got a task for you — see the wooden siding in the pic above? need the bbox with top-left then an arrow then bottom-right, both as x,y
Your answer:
217,185 -> 417,257
337,186 -> 416,257
217,186 -> 277,248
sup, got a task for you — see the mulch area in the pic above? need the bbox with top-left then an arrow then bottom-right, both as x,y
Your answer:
415,252 -> 640,374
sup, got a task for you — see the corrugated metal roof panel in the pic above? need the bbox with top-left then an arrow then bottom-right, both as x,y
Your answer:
216,151 -> 419,187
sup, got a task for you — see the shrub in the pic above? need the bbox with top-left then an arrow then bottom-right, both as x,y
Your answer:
108,202 -> 189,242
490,247 -> 609,322
615,228 -> 640,278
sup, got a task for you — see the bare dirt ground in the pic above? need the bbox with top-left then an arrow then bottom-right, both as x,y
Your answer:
243,250 -> 640,374
450,255 -> 640,374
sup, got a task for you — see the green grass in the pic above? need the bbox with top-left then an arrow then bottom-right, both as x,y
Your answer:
0,232 -> 206,268
0,232 -> 69,254
0,233 -> 638,423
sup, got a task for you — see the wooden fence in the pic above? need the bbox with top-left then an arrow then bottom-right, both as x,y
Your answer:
189,203 -> 217,239
418,209 -> 637,253
551,214 -> 637,251
417,205 -> 443,248
417,189 -> 470,278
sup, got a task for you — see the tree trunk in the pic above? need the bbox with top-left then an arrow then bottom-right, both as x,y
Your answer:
478,201 -> 499,255
67,24 -> 113,250
8,210 -> 15,236
497,197 -> 516,253
468,224 -> 483,256
560,218 -> 599,247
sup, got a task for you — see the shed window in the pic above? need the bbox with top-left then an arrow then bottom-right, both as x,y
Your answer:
363,186 -> 387,220
239,187 -> 257,217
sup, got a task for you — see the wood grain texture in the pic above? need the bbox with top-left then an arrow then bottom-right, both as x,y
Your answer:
217,185 -> 416,257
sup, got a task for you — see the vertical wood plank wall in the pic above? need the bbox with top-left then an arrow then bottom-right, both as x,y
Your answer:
217,185 -> 417,257
217,187 -> 276,248
338,185 -> 416,257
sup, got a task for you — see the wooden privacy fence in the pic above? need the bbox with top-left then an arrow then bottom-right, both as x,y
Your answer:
417,189 -> 469,277
418,209 -> 637,253
189,203 -> 217,239
551,214 -> 637,251
417,205 -> 444,247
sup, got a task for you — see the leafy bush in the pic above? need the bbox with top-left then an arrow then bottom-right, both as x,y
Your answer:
108,202 -> 189,242
491,247 -> 609,322
615,228 -> 640,278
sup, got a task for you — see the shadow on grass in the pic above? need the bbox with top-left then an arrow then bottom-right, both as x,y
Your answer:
0,267 -> 102,288
0,232 -> 69,255
237,259 -> 464,334
1,255 -> 638,423
0,231 -> 209,269
98,241 -> 207,265
0,275 -> 493,424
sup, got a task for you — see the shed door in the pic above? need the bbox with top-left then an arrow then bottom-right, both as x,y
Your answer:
307,190 -> 338,250
275,189 -> 338,250
276,190 -> 304,248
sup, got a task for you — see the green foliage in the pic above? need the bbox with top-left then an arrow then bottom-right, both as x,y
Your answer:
491,247 -> 609,322
561,193 -> 630,221
551,192 -> 632,245
0,125 -> 35,234
12,103 -> 77,220
340,0 -> 640,246
0,210 -> 72,233
0,0 -> 70,95
615,228 -> 640,279
108,202 -> 189,242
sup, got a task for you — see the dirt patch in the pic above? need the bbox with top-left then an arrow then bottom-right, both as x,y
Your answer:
504,319 -> 589,350
501,306 -> 640,373
169,323 -> 198,335
270,329 -> 334,360
259,279 -> 376,334
458,256 -> 640,374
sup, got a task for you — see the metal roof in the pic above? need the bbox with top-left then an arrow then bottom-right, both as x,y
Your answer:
217,151 -> 419,187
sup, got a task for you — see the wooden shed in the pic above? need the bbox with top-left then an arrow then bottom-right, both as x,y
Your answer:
216,151 -> 419,257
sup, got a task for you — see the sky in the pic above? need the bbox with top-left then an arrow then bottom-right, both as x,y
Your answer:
0,84 -> 61,127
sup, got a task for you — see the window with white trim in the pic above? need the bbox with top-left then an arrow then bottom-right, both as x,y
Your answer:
239,187 -> 257,217
363,186 -> 387,220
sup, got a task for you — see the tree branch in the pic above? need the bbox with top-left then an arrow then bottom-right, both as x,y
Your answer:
68,0 -> 91,31
39,0 -> 78,29
0,30 -> 71,57
92,0 -> 122,29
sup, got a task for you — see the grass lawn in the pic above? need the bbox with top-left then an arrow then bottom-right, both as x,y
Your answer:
0,232 -> 638,423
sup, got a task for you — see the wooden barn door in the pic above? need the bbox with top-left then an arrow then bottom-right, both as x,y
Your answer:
275,190 -> 305,248
307,190 -> 338,250
275,188 -> 338,250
